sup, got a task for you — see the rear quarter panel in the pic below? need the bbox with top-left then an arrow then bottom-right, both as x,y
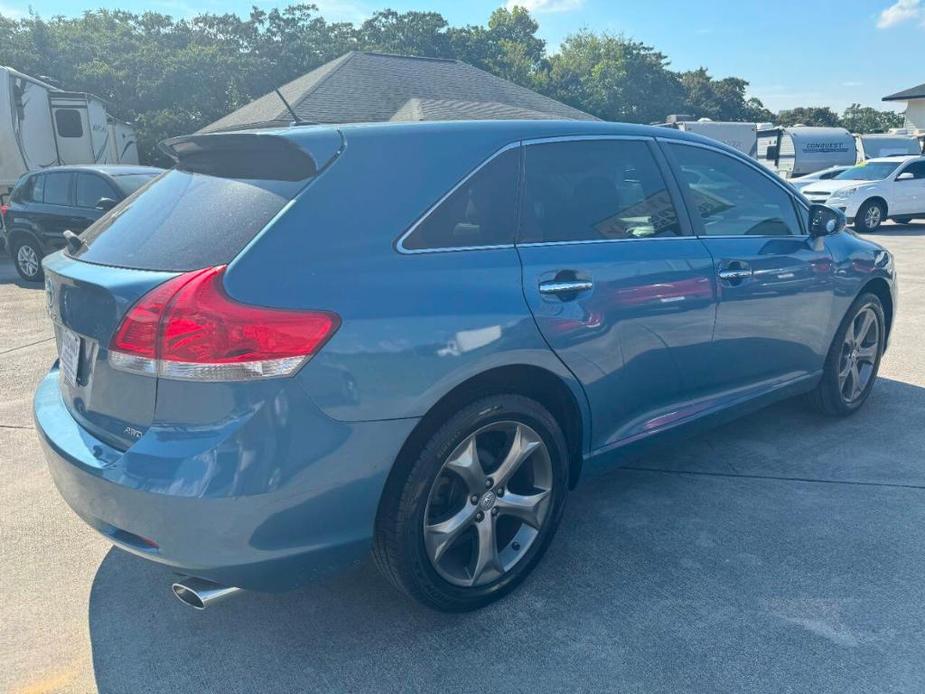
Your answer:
223,126 -> 590,440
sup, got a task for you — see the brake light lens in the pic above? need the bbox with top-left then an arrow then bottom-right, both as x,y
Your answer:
0,204 -> 8,222
110,266 -> 339,381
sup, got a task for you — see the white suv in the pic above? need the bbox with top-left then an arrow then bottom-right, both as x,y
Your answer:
801,155 -> 925,232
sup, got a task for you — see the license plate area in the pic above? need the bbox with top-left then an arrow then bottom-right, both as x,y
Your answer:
59,327 -> 82,388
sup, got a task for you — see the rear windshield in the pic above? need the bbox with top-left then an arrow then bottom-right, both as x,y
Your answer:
70,169 -> 306,271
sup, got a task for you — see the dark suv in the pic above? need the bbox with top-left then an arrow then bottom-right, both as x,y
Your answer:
4,165 -> 162,281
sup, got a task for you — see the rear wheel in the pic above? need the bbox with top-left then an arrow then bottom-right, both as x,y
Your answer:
12,237 -> 43,282
373,394 -> 569,611
854,200 -> 885,233
810,292 -> 884,416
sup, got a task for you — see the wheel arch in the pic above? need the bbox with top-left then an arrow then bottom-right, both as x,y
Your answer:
382,364 -> 587,511
7,226 -> 44,252
863,196 -> 889,216
860,276 -> 894,339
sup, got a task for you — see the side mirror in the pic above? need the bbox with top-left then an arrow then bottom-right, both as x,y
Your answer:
95,197 -> 117,211
896,172 -> 914,181
809,204 -> 846,238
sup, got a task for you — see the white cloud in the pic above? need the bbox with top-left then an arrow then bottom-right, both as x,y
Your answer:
877,0 -> 921,28
0,2 -> 27,18
505,0 -> 585,14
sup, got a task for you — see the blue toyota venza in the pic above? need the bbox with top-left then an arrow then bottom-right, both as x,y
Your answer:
34,121 -> 896,611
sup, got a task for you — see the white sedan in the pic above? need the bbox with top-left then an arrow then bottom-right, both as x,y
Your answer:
801,155 -> 925,232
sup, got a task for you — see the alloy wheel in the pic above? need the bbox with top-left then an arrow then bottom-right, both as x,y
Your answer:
864,205 -> 882,230
17,245 -> 40,278
838,306 -> 880,403
423,421 -> 553,588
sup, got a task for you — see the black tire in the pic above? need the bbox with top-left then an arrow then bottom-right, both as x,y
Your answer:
810,292 -> 885,417
853,199 -> 886,233
373,394 -> 569,612
893,216 -> 913,225
12,236 -> 44,282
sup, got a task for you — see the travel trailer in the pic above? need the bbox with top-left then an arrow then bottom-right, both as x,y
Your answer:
854,133 -> 922,162
107,116 -> 139,164
0,66 -> 139,196
757,126 -> 857,178
658,116 -> 758,157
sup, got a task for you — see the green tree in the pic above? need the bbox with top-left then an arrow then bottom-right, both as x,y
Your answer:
545,32 -> 684,123
678,67 -> 774,123
777,106 -> 841,127
840,103 -> 905,134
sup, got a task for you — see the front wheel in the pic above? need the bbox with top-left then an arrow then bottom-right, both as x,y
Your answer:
12,237 -> 44,282
854,200 -> 885,233
373,394 -> 569,611
810,292 -> 885,416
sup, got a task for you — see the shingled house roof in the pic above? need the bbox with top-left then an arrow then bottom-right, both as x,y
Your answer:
201,51 -> 597,133
883,82 -> 925,102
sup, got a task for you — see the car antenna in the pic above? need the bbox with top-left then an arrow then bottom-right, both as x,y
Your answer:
275,89 -> 315,126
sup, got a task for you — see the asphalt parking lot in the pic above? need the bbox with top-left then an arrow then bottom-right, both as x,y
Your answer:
2,222 -> 925,694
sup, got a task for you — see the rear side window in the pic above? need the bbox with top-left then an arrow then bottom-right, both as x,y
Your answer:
72,170 -> 304,271
520,139 -> 683,243
401,148 -> 520,251
112,173 -> 159,196
76,174 -> 118,208
55,109 -> 83,138
668,143 -> 801,237
44,173 -> 72,206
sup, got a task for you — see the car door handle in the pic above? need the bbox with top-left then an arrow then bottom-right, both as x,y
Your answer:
717,269 -> 753,281
538,279 -> 594,296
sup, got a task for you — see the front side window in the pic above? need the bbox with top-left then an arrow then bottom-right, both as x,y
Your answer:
898,161 -> 925,179
520,139 -> 682,243
55,109 -> 84,138
401,148 -> 520,251
76,174 -> 118,208
668,144 -> 801,237
43,172 -> 72,206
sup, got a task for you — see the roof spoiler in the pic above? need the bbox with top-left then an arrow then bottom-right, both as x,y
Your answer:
159,132 -> 318,181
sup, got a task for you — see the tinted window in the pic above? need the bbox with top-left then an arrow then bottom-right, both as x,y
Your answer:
669,144 -> 801,237
72,169 -> 305,271
13,174 -> 39,203
520,140 -> 682,243
43,173 -> 72,206
402,148 -> 519,250
31,175 -> 45,203
899,162 -> 925,179
112,173 -> 159,196
55,109 -> 83,138
76,174 -> 118,208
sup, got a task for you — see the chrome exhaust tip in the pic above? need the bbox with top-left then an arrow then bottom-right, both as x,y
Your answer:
171,577 -> 241,610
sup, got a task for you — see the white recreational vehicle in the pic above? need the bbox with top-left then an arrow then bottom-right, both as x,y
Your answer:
854,133 -> 921,162
659,117 -> 758,157
757,126 -> 857,178
0,66 -> 139,196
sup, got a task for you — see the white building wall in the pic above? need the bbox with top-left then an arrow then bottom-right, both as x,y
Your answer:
904,99 -> 925,132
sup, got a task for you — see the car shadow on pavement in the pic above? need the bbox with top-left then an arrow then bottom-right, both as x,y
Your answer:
0,260 -> 42,289
875,222 -> 925,237
86,378 -> 925,693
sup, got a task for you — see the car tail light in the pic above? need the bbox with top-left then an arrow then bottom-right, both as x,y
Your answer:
109,266 -> 339,381
0,204 -> 8,223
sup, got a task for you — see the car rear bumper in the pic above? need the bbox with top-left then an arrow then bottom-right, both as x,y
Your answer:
33,368 -> 417,591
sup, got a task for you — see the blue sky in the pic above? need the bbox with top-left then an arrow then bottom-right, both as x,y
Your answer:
1,0 -> 920,113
